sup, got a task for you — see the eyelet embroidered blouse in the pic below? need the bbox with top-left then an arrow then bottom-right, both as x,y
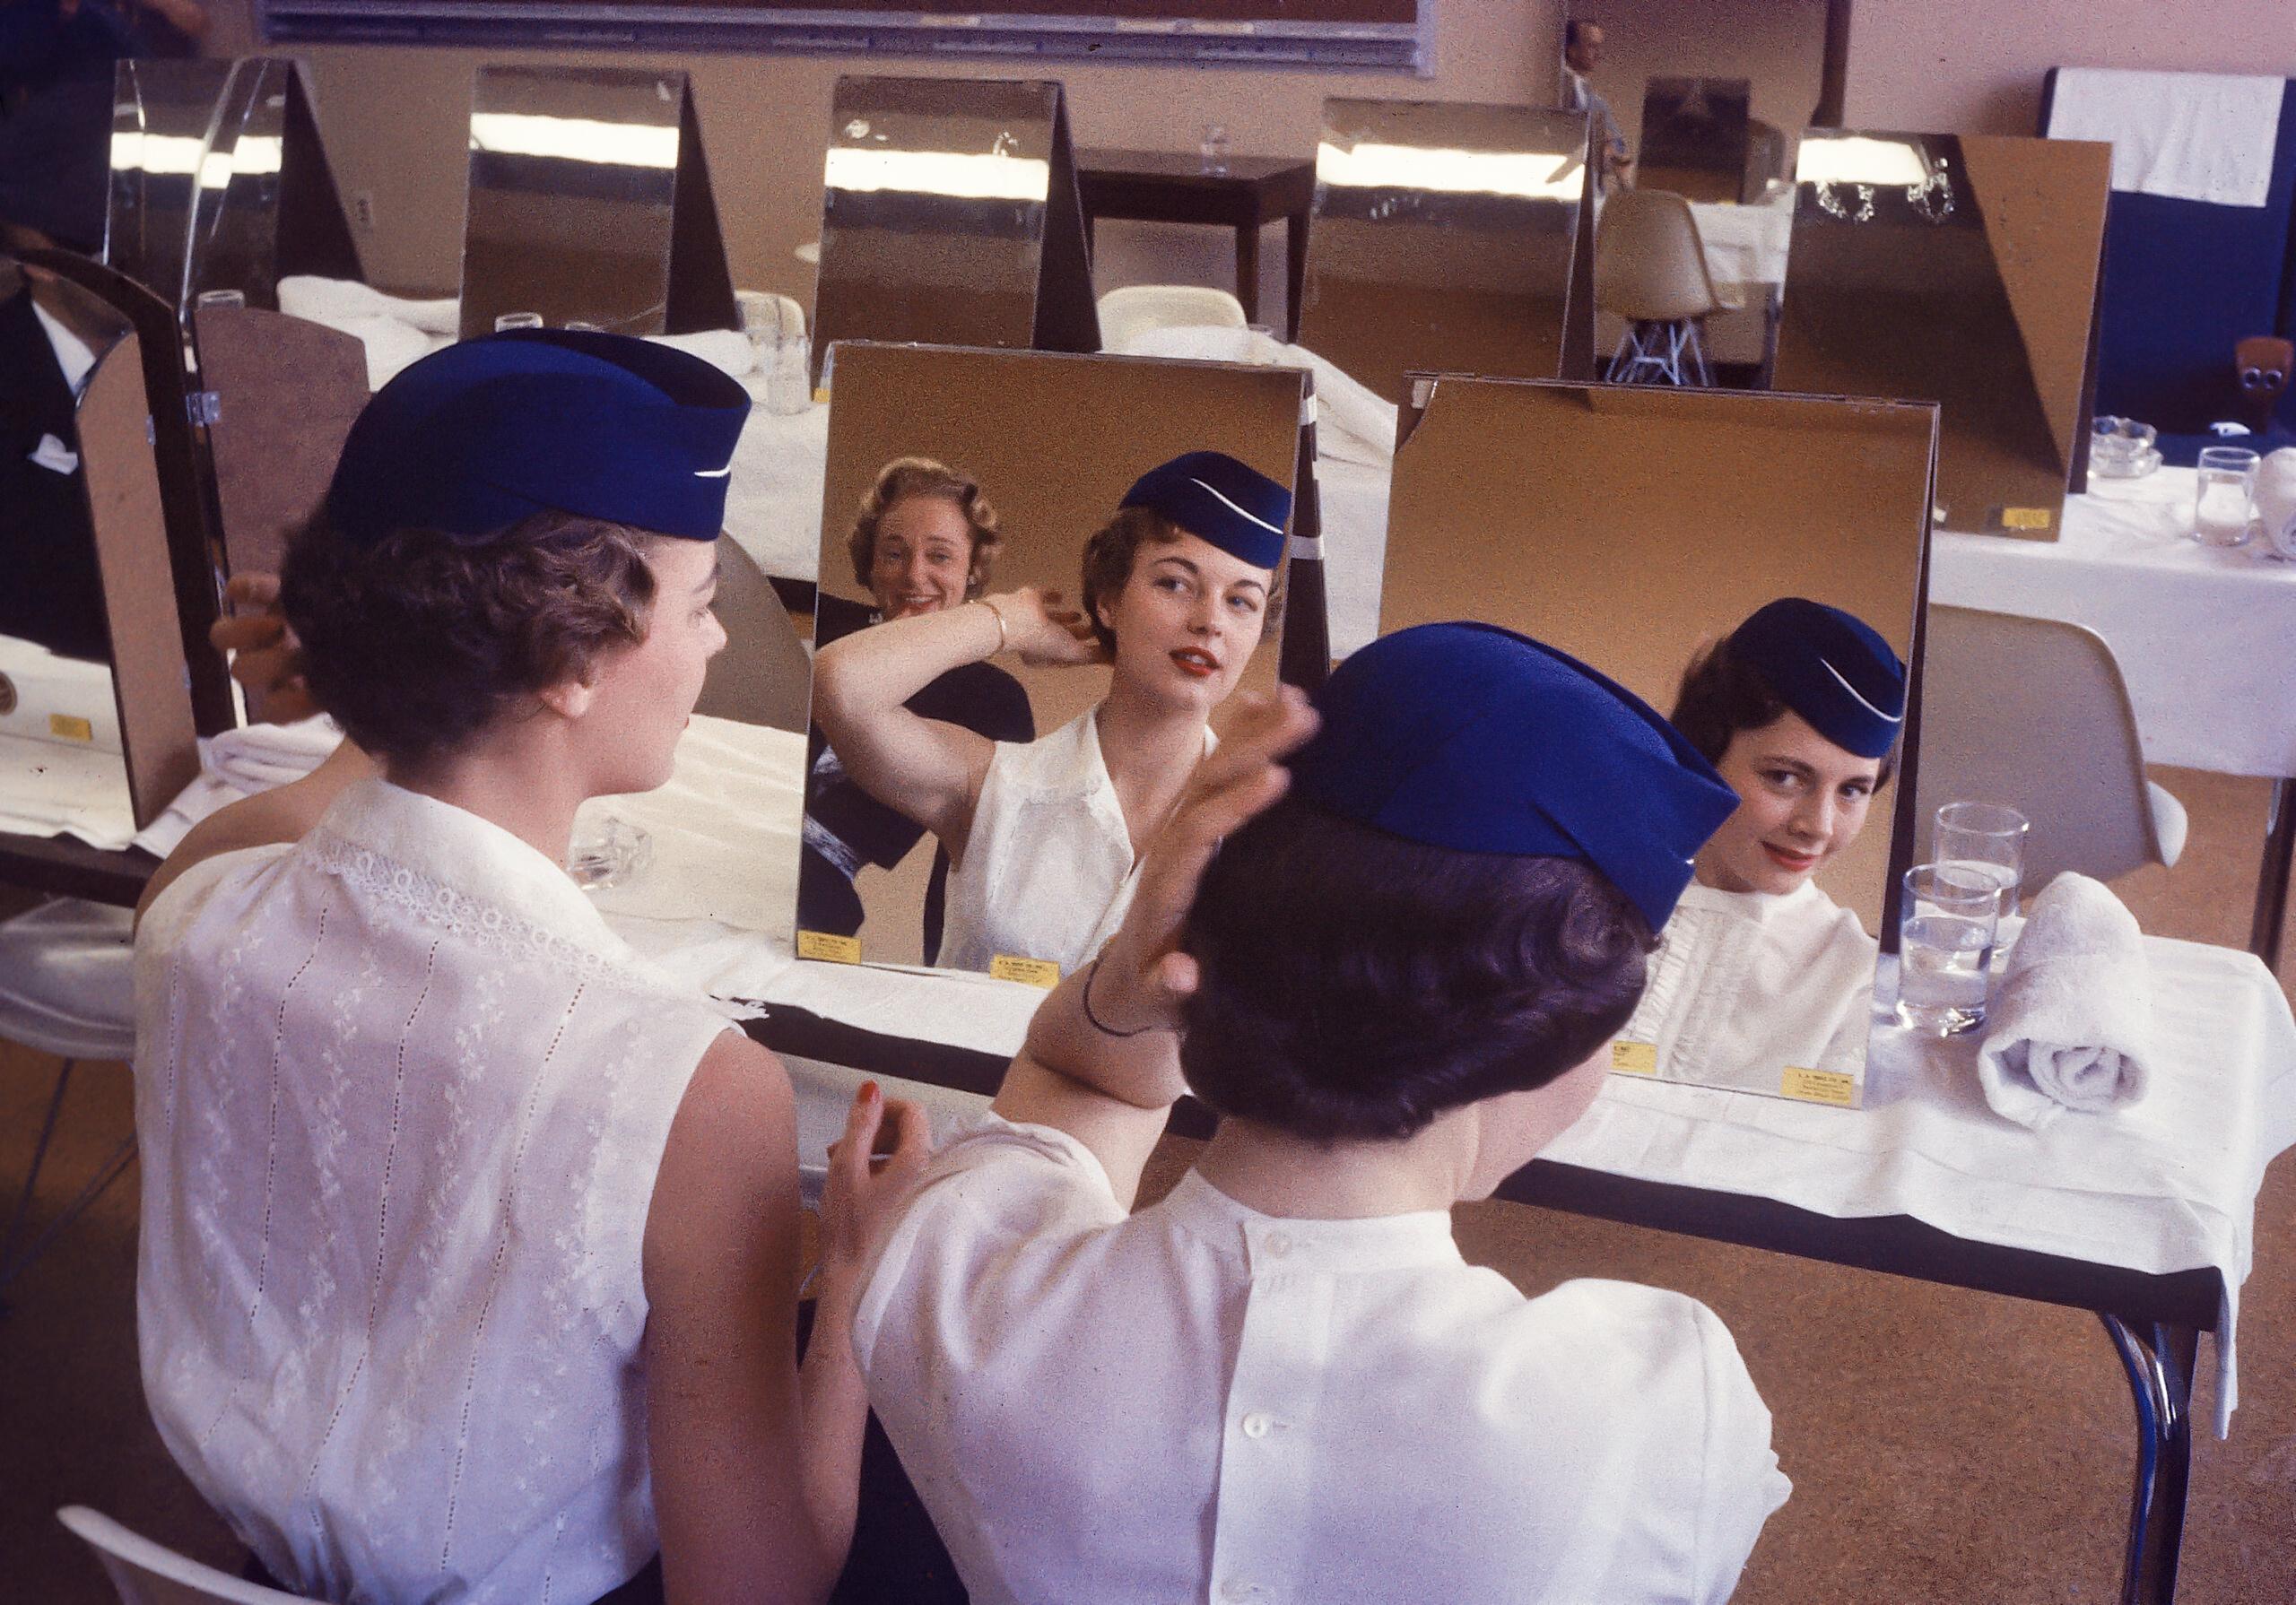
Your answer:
131,778 -> 735,1604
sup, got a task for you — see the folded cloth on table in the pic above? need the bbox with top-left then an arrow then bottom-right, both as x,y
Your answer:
2047,69 -> 2285,209
1976,872 -> 2156,1128
2257,448 -> 2296,556
1117,324 -> 1398,467
131,716 -> 341,857
0,731 -> 137,850
278,274 -> 461,335
648,328 -> 755,379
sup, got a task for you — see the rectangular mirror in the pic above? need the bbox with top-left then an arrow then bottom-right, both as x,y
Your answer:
796,342 -> 1307,980
1380,376 -> 1935,1104
2,256 -> 199,840
1299,98 -> 1596,405
810,76 -> 1098,388
1774,131 -> 2112,536
461,65 -> 736,340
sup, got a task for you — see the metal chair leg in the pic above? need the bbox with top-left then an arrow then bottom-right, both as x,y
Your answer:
1,1057 -> 79,1272
2101,1313 -> 2196,1605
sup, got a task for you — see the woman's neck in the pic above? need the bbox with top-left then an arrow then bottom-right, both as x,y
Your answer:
385,741 -> 589,871
1096,681 -> 1212,855
1194,1115 -> 1469,1219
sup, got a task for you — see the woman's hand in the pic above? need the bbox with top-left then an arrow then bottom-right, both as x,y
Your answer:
813,1081 -> 933,1308
981,587 -> 1103,669
1087,685 -> 1321,1036
211,573 -> 320,722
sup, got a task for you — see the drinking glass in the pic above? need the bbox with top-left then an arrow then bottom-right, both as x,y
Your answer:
1933,801 -> 2028,920
568,814 -> 653,892
1199,123 -> 1231,175
1896,863 -> 2001,1036
493,311 -> 544,332
764,334 -> 812,415
2191,446 -> 2258,547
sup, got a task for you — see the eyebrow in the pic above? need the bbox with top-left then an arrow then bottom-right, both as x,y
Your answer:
1152,554 -> 1267,594
1761,752 -> 1875,785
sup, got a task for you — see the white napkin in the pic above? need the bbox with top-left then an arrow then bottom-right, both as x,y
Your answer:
131,716 -> 342,857
2047,69 -> 2285,209
277,274 -> 461,335
1976,872 -> 2156,1128
2257,447 -> 2296,559
647,328 -> 756,379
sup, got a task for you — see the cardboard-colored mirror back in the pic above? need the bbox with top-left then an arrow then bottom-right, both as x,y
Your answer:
801,343 -> 1306,974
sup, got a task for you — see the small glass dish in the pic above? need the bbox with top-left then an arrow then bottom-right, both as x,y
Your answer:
568,814 -> 653,892
2089,416 -> 2161,480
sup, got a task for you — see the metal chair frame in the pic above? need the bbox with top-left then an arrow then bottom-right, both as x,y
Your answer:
1606,316 -> 1712,386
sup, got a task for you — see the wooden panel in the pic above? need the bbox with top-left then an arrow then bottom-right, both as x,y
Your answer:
195,304 -> 369,582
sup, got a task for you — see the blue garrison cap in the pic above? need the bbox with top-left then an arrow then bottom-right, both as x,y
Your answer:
1289,622 -> 1740,932
1727,598 -> 1906,760
325,329 -> 749,546
1119,450 -> 1291,570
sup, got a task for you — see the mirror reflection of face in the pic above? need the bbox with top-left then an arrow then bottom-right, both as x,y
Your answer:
1564,21 -> 1603,73
1699,711 -> 1881,897
582,537 -> 726,795
1100,530 -> 1273,713
869,495 -> 975,621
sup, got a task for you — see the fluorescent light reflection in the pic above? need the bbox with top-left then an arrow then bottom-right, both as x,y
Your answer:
1796,137 -> 1929,188
823,146 -> 1049,202
201,134 -> 280,191
468,112 -> 678,169
111,132 -> 206,175
1317,140 -> 1582,199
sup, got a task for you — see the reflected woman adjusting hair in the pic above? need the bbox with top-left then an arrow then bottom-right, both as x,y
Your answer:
1618,595 -> 1907,1081
800,456 -> 1033,956
131,330 -> 926,1605
811,449 -> 1289,976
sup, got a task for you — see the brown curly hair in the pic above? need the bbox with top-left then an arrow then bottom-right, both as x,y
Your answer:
845,457 -> 1002,599
1079,505 -> 1284,657
281,510 -> 662,770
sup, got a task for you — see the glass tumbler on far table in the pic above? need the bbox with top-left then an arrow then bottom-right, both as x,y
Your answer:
568,814 -> 653,892
1933,800 -> 2028,920
1199,123 -> 1231,175
1897,863 -> 2001,1037
2191,446 -> 2259,547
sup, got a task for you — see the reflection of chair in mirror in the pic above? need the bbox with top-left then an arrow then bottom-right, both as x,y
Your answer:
694,542 -> 813,733
59,1504 -> 323,1604
460,65 -> 737,340
1596,190 -> 1731,386
1096,285 -> 1248,352
1917,606 -> 2186,886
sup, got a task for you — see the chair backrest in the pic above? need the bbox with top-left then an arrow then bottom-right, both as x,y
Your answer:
693,540 -> 813,733
1095,284 -> 1248,353
56,1507 -> 320,1605
1912,605 -> 2165,887
1593,189 -> 1721,323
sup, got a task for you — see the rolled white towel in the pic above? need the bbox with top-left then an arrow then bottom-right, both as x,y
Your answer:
1975,872 -> 2155,1128
278,274 -> 461,335
2257,447 -> 2296,560
647,328 -> 755,379
206,715 -> 342,792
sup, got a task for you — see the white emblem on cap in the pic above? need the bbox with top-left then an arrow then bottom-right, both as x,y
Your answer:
1187,476 -> 1284,535
693,462 -> 734,480
1819,655 -> 1904,723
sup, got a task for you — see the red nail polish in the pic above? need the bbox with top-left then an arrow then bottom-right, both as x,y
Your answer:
861,1080 -> 880,1103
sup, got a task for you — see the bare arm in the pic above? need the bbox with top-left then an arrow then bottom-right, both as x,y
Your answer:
811,589 -> 1098,862
991,688 -> 1318,1207
135,741 -> 375,924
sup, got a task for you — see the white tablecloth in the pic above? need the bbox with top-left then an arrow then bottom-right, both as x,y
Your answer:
1688,193 -> 1796,290
1931,469 -> 2296,778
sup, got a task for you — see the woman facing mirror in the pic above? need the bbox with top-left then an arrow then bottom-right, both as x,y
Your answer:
812,450 -> 1289,977
1618,597 -> 1906,1080
799,456 -> 1035,958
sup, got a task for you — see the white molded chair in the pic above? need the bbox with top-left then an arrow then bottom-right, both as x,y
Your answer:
735,288 -> 807,343
1096,285 -> 1248,354
58,1506 -> 320,1604
1915,606 -> 2187,887
0,898 -> 138,1308
1595,188 -> 1735,386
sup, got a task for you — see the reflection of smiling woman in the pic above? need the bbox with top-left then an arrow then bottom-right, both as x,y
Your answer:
1619,598 -> 1907,1081
813,451 -> 1288,976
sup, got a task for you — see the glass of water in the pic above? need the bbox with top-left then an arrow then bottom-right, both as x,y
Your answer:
1199,123 -> 1231,175
1896,863 -> 2001,1036
493,311 -> 544,332
1933,801 -> 2028,920
2190,446 -> 2258,547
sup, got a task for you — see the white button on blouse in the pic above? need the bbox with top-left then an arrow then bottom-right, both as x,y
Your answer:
856,1115 -> 1790,1605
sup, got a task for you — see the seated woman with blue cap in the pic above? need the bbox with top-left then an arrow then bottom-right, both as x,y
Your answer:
131,331 -> 926,1605
812,449 -> 1288,977
1619,597 -> 1908,1086
848,624 -> 1790,1603
799,455 -> 1034,957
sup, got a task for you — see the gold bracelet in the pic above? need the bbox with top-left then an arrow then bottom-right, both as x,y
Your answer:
978,598 -> 1009,655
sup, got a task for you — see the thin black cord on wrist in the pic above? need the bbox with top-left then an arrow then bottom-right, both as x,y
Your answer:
1081,957 -> 1155,1038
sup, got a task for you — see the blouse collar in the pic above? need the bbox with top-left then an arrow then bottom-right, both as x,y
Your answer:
1155,1167 -> 1463,1277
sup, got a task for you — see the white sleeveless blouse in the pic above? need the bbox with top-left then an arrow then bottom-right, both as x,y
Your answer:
132,779 -> 735,1604
938,708 -> 1213,978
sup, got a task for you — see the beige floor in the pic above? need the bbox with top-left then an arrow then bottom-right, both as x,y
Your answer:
4,763 -> 2293,1601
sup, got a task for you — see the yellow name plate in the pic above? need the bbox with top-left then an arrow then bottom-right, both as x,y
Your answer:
48,714 -> 94,742
990,955 -> 1062,989
1998,507 -> 2053,531
1779,1066 -> 1857,1107
1610,1040 -> 1657,1076
796,930 -> 861,965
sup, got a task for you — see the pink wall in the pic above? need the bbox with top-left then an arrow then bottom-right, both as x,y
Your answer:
1846,0 -> 2296,134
